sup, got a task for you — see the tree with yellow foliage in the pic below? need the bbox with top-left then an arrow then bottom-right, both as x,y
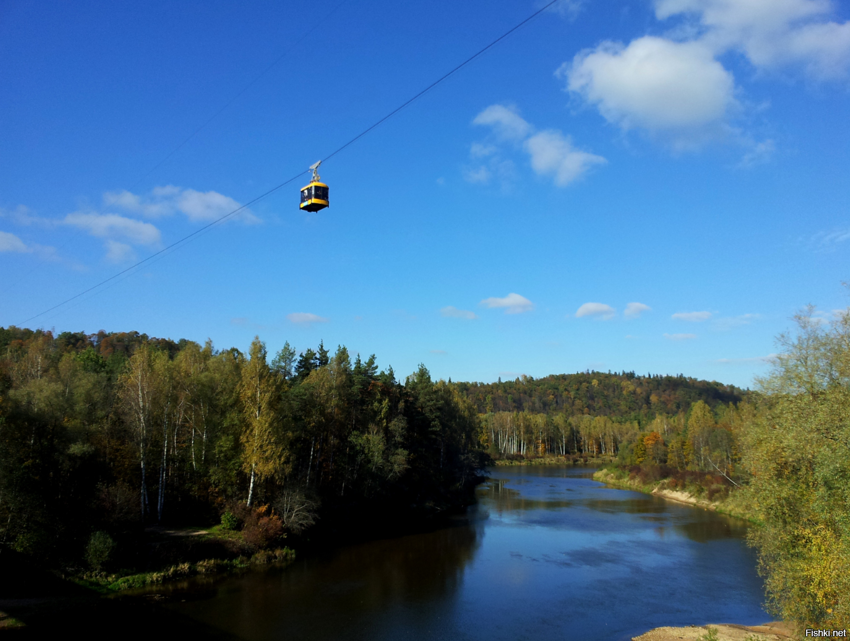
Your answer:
744,306 -> 850,628
240,337 -> 284,507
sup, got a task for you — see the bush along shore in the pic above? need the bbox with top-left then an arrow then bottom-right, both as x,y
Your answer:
66,512 -> 299,594
593,465 -> 757,523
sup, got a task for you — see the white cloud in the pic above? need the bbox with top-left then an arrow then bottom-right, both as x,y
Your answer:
470,142 -> 498,158
429,349 -> 448,355
441,306 -> 478,320
64,212 -> 161,246
463,166 -> 491,184
563,36 -> 737,149
713,313 -> 759,330
654,0 -> 850,80
287,312 -> 329,326
103,190 -> 173,217
104,240 -> 135,263
664,333 -> 698,340
0,231 -> 31,253
575,302 -> 616,319
480,293 -> 534,314
738,139 -> 776,168
524,130 -> 607,186
473,104 -> 533,141
470,104 -> 605,187
672,311 -> 713,321
104,186 -> 259,224
177,189 -> 258,224
547,0 -> 586,20
624,302 -> 652,318
0,205 -> 48,227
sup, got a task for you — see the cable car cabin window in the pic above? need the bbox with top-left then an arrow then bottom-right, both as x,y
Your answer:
314,186 -> 328,201
301,188 -> 310,203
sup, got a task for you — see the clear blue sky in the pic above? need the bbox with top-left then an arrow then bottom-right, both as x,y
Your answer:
2,0 -> 848,388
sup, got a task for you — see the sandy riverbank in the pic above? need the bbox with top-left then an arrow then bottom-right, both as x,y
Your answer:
633,621 -> 795,641
592,469 -> 756,522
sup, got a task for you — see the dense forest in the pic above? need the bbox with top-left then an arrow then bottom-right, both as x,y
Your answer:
458,371 -> 745,419
1,309 -> 848,629
0,326 -> 484,568
460,371 -> 748,477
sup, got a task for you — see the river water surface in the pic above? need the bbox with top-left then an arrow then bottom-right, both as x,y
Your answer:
165,466 -> 769,640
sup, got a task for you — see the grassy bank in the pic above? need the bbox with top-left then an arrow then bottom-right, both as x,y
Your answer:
593,467 -> 758,523
77,546 -> 295,593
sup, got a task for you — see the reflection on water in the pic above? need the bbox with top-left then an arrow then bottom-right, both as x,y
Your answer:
165,466 -> 768,641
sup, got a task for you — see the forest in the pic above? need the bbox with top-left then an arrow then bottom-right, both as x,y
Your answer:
0,327 -> 484,570
1,308 -> 848,629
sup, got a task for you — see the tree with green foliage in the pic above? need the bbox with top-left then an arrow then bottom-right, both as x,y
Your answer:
744,306 -> 850,628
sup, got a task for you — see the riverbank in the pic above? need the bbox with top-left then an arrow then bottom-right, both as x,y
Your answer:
493,455 -> 614,466
592,468 -> 758,522
633,621 -> 795,641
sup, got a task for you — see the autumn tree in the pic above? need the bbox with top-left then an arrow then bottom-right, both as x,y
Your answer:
240,337 -> 284,506
744,306 -> 850,628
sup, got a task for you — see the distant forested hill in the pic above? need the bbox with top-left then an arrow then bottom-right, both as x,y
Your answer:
455,372 -> 747,424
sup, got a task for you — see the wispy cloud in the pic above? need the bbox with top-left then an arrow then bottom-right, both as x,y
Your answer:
0,227 -> 64,264
468,104 -> 605,188
480,293 -> 534,314
0,205 -> 52,227
624,302 -> 651,318
738,139 -> 776,168
804,228 -> 850,252
463,166 -> 491,184
104,185 -> 259,224
287,312 -> 329,326
576,302 -> 616,320
104,240 -> 135,264
664,333 -> 697,341
713,313 -> 759,330
429,349 -> 448,355
0,230 -> 31,253
524,130 -> 607,187
473,104 -> 533,141
64,212 -> 161,246
672,311 -> 712,322
441,306 -> 477,320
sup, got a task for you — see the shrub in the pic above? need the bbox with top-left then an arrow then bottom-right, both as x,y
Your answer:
86,531 -> 116,570
707,484 -> 729,502
220,511 -> 238,531
241,505 -> 284,550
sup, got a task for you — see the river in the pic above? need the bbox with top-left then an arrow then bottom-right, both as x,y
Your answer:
163,466 -> 769,641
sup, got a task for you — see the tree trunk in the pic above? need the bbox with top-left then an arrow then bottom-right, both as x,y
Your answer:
247,463 -> 256,506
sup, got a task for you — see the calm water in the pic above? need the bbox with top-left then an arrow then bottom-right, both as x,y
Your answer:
164,467 -> 769,641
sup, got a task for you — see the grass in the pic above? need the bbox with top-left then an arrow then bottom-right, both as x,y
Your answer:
698,627 -> 720,641
79,547 -> 296,592
70,524 -> 296,593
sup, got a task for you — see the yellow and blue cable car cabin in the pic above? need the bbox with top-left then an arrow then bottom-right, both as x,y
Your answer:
300,161 -> 329,212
